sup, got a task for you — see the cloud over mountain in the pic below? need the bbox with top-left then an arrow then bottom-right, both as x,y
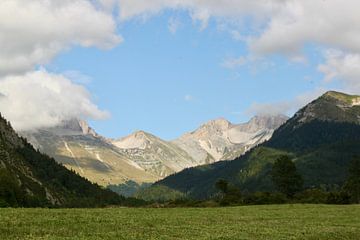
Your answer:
0,0 -> 120,130
0,70 -> 109,131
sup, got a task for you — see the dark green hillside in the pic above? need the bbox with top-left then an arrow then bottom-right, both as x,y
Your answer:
148,91 -> 360,199
266,120 -> 360,152
0,113 -> 131,207
153,147 -> 292,199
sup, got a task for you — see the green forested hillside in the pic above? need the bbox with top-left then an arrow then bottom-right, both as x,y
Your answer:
0,113 -> 136,207
147,91 -> 360,199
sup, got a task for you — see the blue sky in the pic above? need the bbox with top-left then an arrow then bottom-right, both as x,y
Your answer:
50,12 -> 325,140
0,1 -> 358,140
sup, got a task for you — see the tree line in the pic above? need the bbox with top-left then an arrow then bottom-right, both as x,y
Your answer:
212,155 -> 360,206
151,155 -> 360,208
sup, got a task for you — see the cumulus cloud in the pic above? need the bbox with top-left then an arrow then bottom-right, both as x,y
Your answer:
117,0 -> 360,57
96,0 -> 119,12
250,0 -> 360,56
318,50 -> 360,93
0,70 -> 109,131
0,0 -> 121,75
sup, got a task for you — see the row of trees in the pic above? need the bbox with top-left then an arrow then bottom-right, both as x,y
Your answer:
214,155 -> 360,206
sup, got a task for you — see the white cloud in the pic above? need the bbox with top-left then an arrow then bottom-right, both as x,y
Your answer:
318,50 -> 360,93
0,0 -> 121,75
250,1 -> 360,56
117,1 -> 360,57
247,89 -> 327,117
96,0 -> 119,12
0,70 -> 109,131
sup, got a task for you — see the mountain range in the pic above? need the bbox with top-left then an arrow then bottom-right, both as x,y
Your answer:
20,115 -> 287,190
144,91 -> 360,200
1,90 -> 360,205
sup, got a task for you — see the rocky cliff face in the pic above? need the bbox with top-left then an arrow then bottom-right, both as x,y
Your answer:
173,115 -> 288,163
112,131 -> 196,177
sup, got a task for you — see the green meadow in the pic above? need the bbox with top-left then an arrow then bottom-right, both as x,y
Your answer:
1,204 -> 359,240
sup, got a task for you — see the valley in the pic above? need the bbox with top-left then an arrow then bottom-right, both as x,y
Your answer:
0,2 -> 359,239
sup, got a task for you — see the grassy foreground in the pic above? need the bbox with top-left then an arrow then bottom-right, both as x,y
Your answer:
0,204 -> 359,240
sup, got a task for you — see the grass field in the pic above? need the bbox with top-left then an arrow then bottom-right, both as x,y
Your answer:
0,204 -> 359,240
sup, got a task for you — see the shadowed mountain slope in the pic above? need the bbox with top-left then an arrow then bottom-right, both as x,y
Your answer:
0,114 -> 130,207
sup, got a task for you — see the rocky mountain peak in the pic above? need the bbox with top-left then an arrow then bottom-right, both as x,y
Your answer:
206,118 -> 232,128
46,119 -> 99,137
78,120 -> 98,137
133,130 -> 150,138
112,130 -> 154,150
322,91 -> 360,106
320,91 -> 360,103
293,91 -> 360,125
248,115 -> 289,130
193,118 -> 232,137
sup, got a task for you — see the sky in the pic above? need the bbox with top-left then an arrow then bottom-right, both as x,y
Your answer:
0,0 -> 359,140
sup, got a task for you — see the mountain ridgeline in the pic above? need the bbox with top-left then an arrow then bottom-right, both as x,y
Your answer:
20,115 -> 287,193
149,91 -> 360,199
0,114 -> 139,207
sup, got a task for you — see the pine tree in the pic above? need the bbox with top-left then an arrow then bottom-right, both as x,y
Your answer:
271,155 -> 303,197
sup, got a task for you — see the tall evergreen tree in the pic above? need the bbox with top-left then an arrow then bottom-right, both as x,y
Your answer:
271,155 -> 303,197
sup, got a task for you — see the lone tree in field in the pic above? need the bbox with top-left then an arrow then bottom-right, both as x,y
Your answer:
343,157 -> 360,203
271,155 -> 303,197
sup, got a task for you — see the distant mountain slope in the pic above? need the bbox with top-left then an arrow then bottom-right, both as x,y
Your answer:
112,131 -> 197,177
152,91 -> 360,199
0,113 -> 127,207
20,120 -> 158,187
173,115 -> 288,163
22,115 -> 286,189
